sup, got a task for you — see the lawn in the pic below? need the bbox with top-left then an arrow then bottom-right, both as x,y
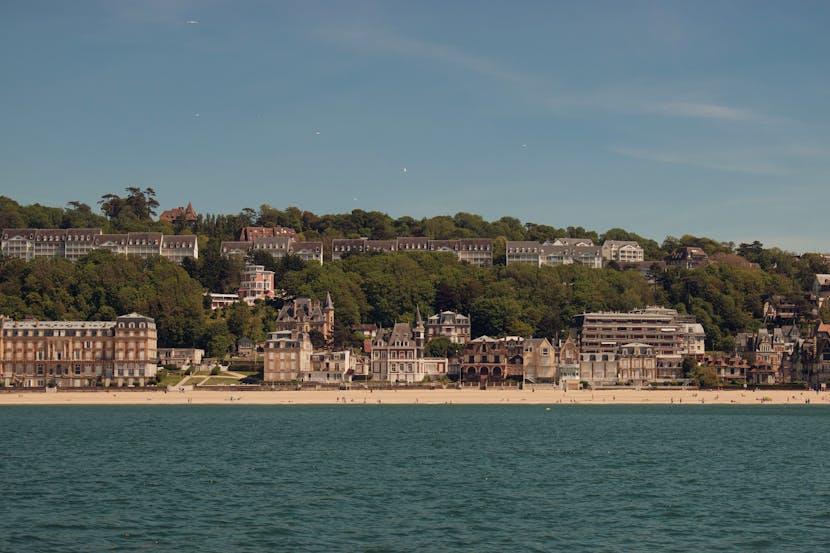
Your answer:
157,371 -> 185,387
203,377 -> 244,385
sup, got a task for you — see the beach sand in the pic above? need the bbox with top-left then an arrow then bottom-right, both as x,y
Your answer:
0,387 -> 828,406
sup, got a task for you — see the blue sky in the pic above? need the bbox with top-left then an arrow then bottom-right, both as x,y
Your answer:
1,1 -> 828,251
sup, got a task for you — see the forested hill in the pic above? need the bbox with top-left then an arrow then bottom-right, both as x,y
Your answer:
1,193 -> 828,357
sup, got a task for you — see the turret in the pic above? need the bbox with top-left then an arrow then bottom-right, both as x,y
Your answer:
323,291 -> 335,343
414,306 -> 425,349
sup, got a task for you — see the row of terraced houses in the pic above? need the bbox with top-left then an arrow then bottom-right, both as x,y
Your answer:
2,226 -> 647,270
0,228 -> 197,264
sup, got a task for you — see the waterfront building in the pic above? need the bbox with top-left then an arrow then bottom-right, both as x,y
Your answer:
0,313 -> 157,388
679,322 -> 706,356
460,335 -> 524,383
713,354 -> 749,382
0,228 -> 197,264
304,350 -> 355,383
238,264 -> 275,305
426,311 -> 471,344
601,240 -> 645,264
557,336 -> 581,388
575,307 -> 695,384
370,310 -> 449,383
263,330 -> 312,382
522,337 -> 556,383
157,347 -> 204,369
274,294 -> 335,343
616,343 -> 656,383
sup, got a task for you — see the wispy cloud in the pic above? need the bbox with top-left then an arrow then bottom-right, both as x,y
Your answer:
322,23 -> 778,128
321,25 -> 533,87
608,146 -> 787,176
650,101 -> 760,121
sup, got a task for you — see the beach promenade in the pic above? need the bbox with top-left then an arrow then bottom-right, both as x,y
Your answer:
0,387 -> 828,406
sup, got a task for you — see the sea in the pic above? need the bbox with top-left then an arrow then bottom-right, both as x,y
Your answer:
0,405 -> 828,552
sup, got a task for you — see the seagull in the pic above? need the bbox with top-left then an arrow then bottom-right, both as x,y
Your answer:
315,130 -> 321,135
522,144 -> 527,148
187,20 -> 200,24
194,112 -> 200,118
402,167 -> 407,173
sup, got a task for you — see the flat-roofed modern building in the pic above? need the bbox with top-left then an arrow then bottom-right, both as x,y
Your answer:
0,313 -> 157,388
575,307 -> 695,384
207,292 -> 240,310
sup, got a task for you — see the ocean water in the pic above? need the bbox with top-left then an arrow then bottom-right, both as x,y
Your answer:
0,405 -> 828,552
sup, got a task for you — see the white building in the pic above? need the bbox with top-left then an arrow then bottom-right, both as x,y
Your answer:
601,241 -> 645,264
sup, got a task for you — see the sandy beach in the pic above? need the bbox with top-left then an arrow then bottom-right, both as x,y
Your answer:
0,387 -> 828,406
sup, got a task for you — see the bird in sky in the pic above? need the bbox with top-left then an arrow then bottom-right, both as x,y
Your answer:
402,167 -> 407,173
187,20 -> 200,25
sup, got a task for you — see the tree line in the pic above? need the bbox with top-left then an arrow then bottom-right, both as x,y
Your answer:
1,193 -> 828,357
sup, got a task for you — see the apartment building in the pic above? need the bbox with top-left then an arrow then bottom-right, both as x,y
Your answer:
238,264 -> 275,305
330,237 -> 493,267
601,240 -> 645,264
0,228 -> 198,264
575,307 -> 693,384
0,313 -> 157,388
263,330 -> 312,382
506,240 -> 603,268
219,235 -> 323,265
304,350 -> 355,383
